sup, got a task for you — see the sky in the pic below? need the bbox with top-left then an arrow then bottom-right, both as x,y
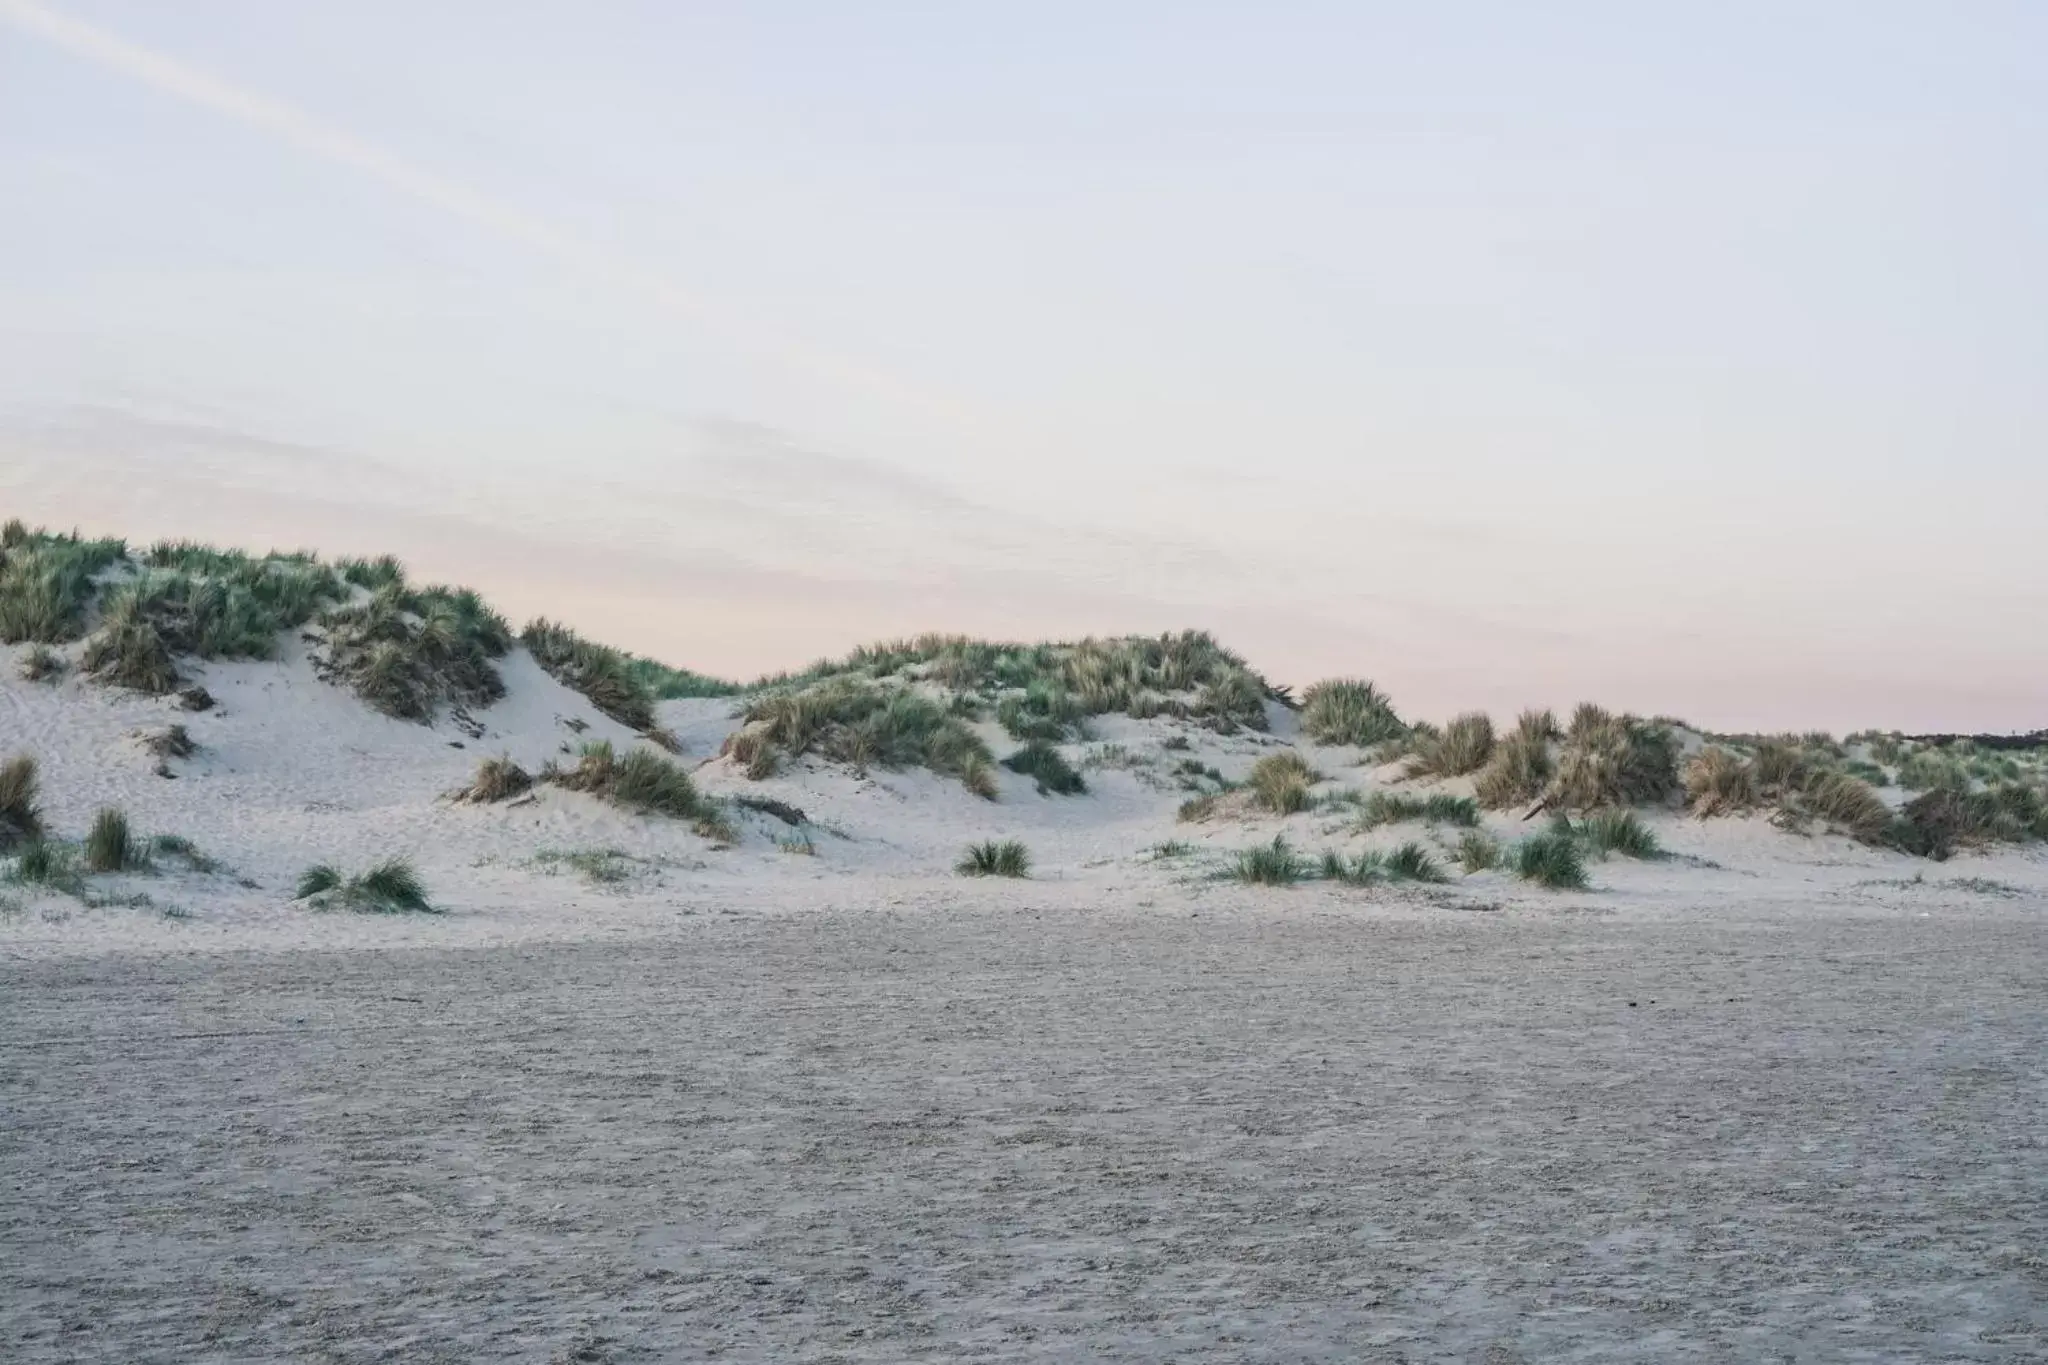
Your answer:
2,0 -> 2044,731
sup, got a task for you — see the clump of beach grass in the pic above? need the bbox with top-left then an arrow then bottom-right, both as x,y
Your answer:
1233,835 -> 1306,886
1382,840 -> 1449,883
1897,749 -> 1972,794
1456,829 -> 1501,873
734,676 -> 996,796
1796,770 -> 1893,844
1885,782 -> 2048,860
544,740 -> 730,839
295,857 -> 437,913
1543,713 -> 1680,813
1574,808 -> 1662,860
1513,825 -> 1589,889
1406,712 -> 1495,778
0,526 -> 128,644
1356,791 -> 1480,830
1299,678 -> 1405,747
1003,741 -> 1088,796
1473,711 -> 1558,809
0,754 -> 45,851
1248,750 -> 1320,814
9,838 -> 83,894
318,582 -> 509,720
83,807 -> 149,874
458,755 -> 534,803
958,839 -> 1030,877
522,618 -> 661,732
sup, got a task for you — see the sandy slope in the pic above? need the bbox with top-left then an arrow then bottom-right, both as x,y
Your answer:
3,638 -> 2044,957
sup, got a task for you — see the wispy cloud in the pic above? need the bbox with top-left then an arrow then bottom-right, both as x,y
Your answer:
0,0 -> 976,434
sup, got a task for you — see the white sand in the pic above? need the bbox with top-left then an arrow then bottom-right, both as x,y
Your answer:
2,642 -> 2045,1358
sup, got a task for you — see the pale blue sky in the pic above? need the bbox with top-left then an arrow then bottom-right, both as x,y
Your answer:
2,1 -> 2044,729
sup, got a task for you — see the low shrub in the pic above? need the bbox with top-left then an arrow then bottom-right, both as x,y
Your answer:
1513,827 -> 1588,889
958,839 -> 1030,877
1003,741 -> 1088,796
1300,678 -> 1405,747
0,754 -> 44,851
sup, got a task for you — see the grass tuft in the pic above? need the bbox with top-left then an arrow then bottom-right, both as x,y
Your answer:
318,582 -> 507,720
1233,835 -> 1307,886
1473,719 -> 1556,810
0,754 -> 45,851
522,618 -> 659,732
1002,741 -> 1088,796
1247,751 -> 1320,814
1575,808 -> 1661,860
458,755 -> 534,803
1406,712 -> 1495,778
1513,826 -> 1588,890
958,839 -> 1030,877
1299,678 -> 1405,747
546,741 -> 706,820
10,838 -> 83,893
1357,791 -> 1480,830
1456,829 -> 1501,873
1544,715 -> 1680,813
1382,840 -> 1449,883
83,807 -> 149,873
295,858 -> 435,912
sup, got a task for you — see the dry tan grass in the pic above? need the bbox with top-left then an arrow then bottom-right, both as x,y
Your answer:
1406,712 -> 1495,779
458,756 -> 533,803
